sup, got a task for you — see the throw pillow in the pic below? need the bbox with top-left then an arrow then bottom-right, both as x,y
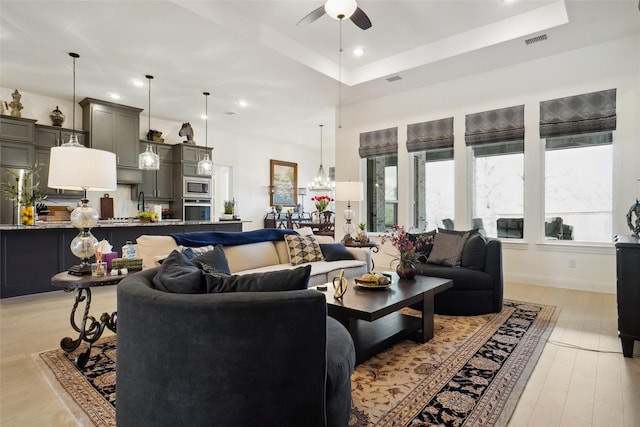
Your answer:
191,244 -> 231,275
179,244 -> 215,260
407,230 -> 436,263
296,226 -> 314,236
427,229 -> 478,267
284,234 -> 324,266
203,265 -> 312,293
320,243 -> 355,261
153,250 -> 204,293
461,233 -> 487,271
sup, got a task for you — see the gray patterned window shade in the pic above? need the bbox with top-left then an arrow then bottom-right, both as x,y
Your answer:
359,127 -> 398,158
406,117 -> 453,152
540,89 -> 616,138
465,105 -> 525,146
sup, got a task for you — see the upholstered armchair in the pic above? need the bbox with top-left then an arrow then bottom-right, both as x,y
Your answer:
116,268 -> 355,427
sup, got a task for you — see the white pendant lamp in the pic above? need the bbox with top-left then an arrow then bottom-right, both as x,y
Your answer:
197,91 -> 214,176
138,74 -> 160,170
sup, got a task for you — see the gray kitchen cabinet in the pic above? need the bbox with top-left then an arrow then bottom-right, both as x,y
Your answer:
134,141 -> 174,201
34,124 -> 87,198
35,124 -> 87,148
173,144 -> 213,177
79,98 -> 143,183
0,116 -> 36,168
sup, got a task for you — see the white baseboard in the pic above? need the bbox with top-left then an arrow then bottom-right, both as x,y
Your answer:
505,272 -> 615,294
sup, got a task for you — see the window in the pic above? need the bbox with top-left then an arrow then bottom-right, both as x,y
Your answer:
366,155 -> 398,232
466,105 -> 525,238
544,134 -> 613,242
472,142 -> 524,238
408,117 -> 454,231
413,151 -> 454,231
540,89 -> 616,243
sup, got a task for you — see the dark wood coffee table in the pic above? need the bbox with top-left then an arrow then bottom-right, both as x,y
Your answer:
315,273 -> 452,364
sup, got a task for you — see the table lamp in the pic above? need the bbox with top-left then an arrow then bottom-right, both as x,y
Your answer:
48,146 -> 117,275
335,181 -> 363,243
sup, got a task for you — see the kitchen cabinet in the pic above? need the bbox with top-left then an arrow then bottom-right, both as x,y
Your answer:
173,144 -> 213,177
34,124 -> 87,198
35,124 -> 87,148
133,141 -> 174,200
615,234 -> 640,358
79,98 -> 143,183
0,116 -> 36,168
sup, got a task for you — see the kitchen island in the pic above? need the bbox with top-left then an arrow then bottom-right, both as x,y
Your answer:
0,220 -> 245,298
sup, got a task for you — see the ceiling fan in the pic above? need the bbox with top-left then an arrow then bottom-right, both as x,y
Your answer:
298,0 -> 372,30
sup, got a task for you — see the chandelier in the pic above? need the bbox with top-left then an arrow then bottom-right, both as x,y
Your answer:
308,124 -> 332,192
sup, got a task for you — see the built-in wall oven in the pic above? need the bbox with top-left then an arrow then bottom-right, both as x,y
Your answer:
183,177 -> 211,198
183,198 -> 212,221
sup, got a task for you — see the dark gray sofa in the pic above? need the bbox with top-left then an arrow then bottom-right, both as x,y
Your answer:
414,236 -> 503,316
116,268 -> 355,427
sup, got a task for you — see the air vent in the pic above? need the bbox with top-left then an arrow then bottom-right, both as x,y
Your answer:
525,34 -> 548,46
386,75 -> 402,82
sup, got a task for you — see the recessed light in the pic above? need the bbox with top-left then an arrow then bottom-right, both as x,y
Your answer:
201,114 -> 208,120
238,99 -> 248,108
108,92 -> 121,100
352,47 -> 365,57
131,79 -> 144,87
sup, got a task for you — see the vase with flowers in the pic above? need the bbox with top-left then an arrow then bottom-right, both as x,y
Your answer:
1,163 -> 47,225
311,195 -> 333,212
382,225 -> 433,280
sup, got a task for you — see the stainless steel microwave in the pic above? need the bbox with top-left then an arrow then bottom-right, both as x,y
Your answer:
183,177 -> 211,198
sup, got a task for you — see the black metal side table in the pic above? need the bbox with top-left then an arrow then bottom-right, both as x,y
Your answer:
51,271 -> 127,368
343,240 -> 380,270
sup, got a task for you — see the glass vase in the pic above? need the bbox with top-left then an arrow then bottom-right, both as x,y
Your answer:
21,205 -> 36,226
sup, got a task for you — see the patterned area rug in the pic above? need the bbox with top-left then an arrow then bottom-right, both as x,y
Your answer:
33,299 -> 557,427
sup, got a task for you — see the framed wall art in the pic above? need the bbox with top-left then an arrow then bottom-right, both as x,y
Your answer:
270,159 -> 298,206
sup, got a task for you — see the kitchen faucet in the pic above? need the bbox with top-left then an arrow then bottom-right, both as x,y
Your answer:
137,191 -> 145,212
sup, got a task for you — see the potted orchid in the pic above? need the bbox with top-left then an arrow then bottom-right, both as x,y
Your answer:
311,195 -> 333,212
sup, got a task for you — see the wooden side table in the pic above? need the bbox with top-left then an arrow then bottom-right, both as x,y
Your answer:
51,271 -> 128,368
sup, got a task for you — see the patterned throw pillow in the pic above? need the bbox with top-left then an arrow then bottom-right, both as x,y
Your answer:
285,234 -> 325,266
427,229 -> 477,267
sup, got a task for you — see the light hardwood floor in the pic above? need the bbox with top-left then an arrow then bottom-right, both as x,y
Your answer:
1,282 -> 639,426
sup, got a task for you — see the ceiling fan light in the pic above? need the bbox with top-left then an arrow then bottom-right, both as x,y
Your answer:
325,0 -> 357,20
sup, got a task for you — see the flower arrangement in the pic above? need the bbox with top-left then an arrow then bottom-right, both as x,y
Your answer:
137,211 -> 158,222
1,163 -> 47,207
311,195 -> 333,212
382,225 -> 433,268
224,200 -> 235,215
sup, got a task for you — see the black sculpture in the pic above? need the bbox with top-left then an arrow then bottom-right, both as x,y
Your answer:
626,199 -> 640,237
179,122 -> 195,144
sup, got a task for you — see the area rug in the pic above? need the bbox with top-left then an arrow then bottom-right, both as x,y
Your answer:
33,299 -> 558,427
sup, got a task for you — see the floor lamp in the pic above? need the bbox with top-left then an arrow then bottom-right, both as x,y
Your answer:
335,181 -> 363,243
48,146 -> 117,275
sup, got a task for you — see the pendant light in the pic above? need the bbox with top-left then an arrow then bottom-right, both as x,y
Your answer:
138,74 -> 160,170
61,52 -> 83,147
197,91 -> 214,176
308,124 -> 332,192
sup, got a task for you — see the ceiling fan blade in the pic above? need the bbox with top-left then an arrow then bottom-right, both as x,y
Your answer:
297,5 -> 326,26
350,7 -> 372,30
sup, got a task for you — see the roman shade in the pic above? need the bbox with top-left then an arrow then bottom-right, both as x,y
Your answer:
406,117 -> 453,152
465,105 -> 525,146
359,127 -> 398,158
539,89 -> 616,138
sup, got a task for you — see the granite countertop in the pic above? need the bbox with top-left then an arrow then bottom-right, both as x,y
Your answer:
0,219 -> 247,231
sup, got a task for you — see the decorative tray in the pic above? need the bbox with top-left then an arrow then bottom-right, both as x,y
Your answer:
354,278 -> 392,289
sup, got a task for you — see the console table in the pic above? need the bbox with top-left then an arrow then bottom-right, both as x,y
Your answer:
51,271 -> 125,368
614,235 -> 640,358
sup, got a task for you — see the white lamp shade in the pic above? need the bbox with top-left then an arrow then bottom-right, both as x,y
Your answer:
335,181 -> 363,202
48,146 -> 117,191
324,0 -> 357,20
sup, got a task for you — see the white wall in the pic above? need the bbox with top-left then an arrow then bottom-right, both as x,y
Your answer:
0,88 -> 330,226
335,35 -> 640,294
